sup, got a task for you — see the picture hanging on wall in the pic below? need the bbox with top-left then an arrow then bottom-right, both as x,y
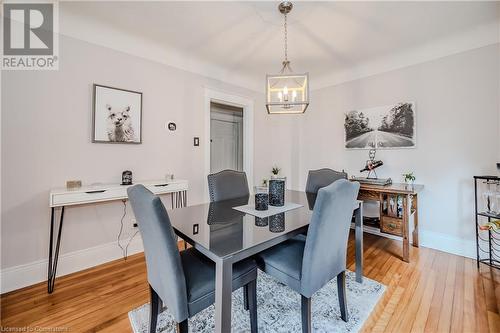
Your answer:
92,84 -> 142,144
344,102 -> 416,149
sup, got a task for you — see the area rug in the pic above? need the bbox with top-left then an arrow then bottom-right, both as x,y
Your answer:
129,271 -> 385,333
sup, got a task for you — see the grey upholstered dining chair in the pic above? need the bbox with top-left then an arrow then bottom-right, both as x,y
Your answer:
127,185 -> 258,333
305,168 -> 348,194
257,179 -> 360,332
206,169 -> 253,310
208,169 -> 249,202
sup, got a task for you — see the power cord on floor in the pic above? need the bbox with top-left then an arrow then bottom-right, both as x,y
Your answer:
117,200 -> 139,260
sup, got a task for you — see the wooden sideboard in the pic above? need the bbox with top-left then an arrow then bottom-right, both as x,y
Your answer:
357,182 -> 423,262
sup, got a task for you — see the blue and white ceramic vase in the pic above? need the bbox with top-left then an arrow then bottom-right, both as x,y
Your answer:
269,178 -> 285,206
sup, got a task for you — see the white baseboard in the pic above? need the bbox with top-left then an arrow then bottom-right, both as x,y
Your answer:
0,236 -> 144,294
419,230 -> 476,259
353,223 -> 476,259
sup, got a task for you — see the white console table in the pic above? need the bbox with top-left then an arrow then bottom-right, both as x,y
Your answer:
47,179 -> 188,293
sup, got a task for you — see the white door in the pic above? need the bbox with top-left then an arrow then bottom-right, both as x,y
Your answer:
210,103 -> 243,173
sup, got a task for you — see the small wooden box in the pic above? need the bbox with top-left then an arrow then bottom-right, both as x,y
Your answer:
66,180 -> 82,189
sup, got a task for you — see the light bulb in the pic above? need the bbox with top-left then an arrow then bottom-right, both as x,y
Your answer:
292,90 -> 297,102
278,92 -> 283,102
283,86 -> 288,102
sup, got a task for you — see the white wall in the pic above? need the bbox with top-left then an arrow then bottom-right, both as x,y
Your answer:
279,45 -> 499,257
0,35 -> 273,292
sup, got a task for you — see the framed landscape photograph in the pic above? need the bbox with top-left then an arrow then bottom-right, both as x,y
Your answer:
92,84 -> 142,144
344,102 -> 416,149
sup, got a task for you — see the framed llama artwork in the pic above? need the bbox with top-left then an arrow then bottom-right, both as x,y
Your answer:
92,84 -> 142,144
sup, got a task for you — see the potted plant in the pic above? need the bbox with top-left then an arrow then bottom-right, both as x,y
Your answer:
271,166 -> 281,179
403,172 -> 416,188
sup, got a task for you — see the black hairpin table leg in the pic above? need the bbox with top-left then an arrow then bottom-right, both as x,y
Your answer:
48,206 -> 65,294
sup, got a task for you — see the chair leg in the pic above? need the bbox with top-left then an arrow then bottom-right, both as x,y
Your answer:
247,280 -> 258,333
177,319 -> 188,333
337,271 -> 349,322
243,285 -> 250,311
301,295 -> 311,333
149,285 -> 162,333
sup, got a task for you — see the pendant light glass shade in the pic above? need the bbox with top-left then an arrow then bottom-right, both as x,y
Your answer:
266,72 -> 309,114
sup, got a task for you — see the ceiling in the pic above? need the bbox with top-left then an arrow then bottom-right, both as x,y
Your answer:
61,1 -> 500,91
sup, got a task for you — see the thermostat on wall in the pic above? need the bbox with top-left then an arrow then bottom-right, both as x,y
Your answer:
166,121 -> 177,131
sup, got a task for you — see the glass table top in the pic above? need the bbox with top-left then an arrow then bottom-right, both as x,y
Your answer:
168,190 -> 318,259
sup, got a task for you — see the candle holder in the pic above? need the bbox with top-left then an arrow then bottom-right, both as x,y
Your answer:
269,178 -> 285,206
255,216 -> 269,227
255,186 -> 269,211
269,213 -> 285,233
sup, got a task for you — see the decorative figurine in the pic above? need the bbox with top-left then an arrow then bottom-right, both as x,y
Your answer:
360,149 -> 384,179
121,170 -> 133,185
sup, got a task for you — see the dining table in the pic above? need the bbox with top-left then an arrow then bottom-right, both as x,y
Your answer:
168,190 -> 364,333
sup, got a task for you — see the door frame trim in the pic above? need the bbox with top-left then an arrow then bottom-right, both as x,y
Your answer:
204,88 -> 254,199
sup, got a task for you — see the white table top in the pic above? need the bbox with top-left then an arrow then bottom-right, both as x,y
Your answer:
49,179 -> 188,207
50,179 -> 188,195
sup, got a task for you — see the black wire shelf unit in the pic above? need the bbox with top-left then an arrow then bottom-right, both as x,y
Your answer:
474,175 -> 500,269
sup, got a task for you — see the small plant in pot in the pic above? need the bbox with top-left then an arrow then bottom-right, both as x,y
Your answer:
403,172 -> 416,188
271,166 -> 281,179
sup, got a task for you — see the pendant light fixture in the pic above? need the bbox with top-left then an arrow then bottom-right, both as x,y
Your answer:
266,1 -> 309,114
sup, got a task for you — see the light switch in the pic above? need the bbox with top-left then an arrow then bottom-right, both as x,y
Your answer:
194,137 -> 200,146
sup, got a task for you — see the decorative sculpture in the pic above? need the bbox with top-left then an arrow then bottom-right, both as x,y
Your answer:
360,149 -> 384,179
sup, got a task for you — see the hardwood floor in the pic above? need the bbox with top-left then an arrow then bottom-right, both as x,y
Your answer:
1,233 -> 499,332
